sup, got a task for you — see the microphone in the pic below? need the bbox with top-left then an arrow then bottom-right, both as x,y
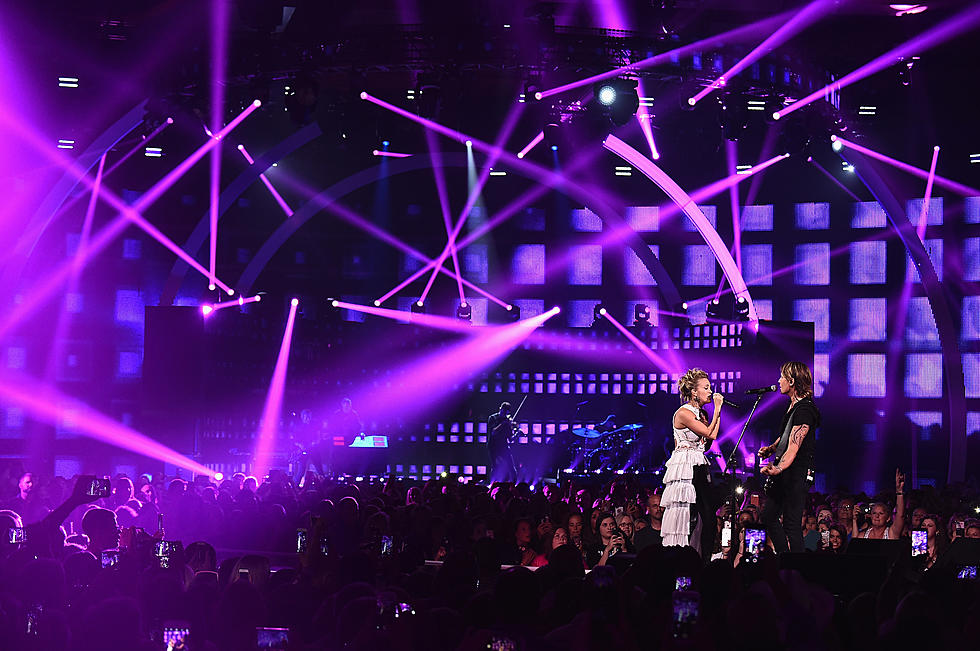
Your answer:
712,393 -> 741,409
745,385 -> 778,395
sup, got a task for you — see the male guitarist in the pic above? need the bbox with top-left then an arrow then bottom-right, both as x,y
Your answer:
758,361 -> 820,553
488,401 -> 519,482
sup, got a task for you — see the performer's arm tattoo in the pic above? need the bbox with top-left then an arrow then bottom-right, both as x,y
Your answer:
790,424 -> 809,446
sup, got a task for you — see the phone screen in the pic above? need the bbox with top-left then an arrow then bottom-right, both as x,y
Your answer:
821,530 -> 830,547
957,565 -> 977,580
381,535 -> 393,556
671,590 -> 700,639
7,527 -> 26,544
101,550 -> 121,569
163,626 -> 190,650
675,576 -> 692,590
86,477 -> 111,498
296,528 -> 308,554
721,522 -> 732,548
745,528 -> 766,561
911,529 -> 928,556
256,626 -> 289,650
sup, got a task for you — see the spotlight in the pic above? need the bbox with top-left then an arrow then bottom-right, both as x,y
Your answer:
411,301 -> 425,315
208,283 -> 216,291
593,303 -> 609,326
592,78 -> 639,126
465,140 -> 472,147
373,300 -> 381,307
832,138 -> 843,152
634,303 -> 652,327
331,300 -> 339,308
551,145 -> 558,151
214,472 -> 224,481
706,298 -> 723,321
201,305 -> 213,316
456,302 -> 472,322
597,84 -> 617,106
382,140 -> 390,147
735,296 -> 750,321
290,298 -> 299,307
507,304 -> 521,322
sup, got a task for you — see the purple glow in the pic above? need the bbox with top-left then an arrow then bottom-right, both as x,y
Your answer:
209,0 -> 231,291
634,79 -> 660,160
373,150 -> 413,158
689,0 -> 834,105
601,311 -> 682,375
835,136 -> 979,196
0,103 -> 260,337
202,294 -> 262,316
604,134 -> 762,323
419,131 -> 465,304
917,146 -> 940,241
237,144 -> 294,217
726,140 -> 743,274
0,370 -> 215,476
778,4 -> 980,119
538,11 -> 792,99
348,308 -> 560,424
253,300 -> 299,480
517,132 -> 544,159
333,300 -> 483,334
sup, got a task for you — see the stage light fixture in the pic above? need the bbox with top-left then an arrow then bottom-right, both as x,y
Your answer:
507,304 -> 521,322
593,303 -> 608,325
597,84 -> 617,106
214,472 -> 224,481
634,303 -> 652,327
456,302 -> 472,322
735,296 -> 750,321
706,298 -> 723,321
290,298 -> 299,307
593,78 -> 639,126
832,137 -> 843,152
411,300 -> 425,314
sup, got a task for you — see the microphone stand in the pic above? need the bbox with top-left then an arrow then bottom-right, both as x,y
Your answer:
723,393 -> 765,560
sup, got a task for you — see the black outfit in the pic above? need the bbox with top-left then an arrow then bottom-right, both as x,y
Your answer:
487,411 -> 517,481
761,397 -> 819,553
692,463 -> 716,561
633,524 -> 663,551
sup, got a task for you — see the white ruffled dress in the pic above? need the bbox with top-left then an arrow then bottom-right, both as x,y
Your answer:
661,403 -> 707,548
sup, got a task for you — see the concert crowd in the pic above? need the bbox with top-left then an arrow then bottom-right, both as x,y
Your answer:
1,466 -> 978,650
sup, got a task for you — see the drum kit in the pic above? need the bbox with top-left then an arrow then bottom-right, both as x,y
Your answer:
566,422 -> 643,473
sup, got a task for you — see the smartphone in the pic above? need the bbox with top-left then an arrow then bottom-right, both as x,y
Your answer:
238,569 -> 250,582
955,521 -> 965,537
744,527 -> 766,562
821,530 -> 830,548
488,636 -> 517,651
296,528 -> 308,554
614,506 -> 624,517
721,521 -> 732,548
26,604 -> 42,636
675,576 -> 692,590
85,477 -> 112,499
163,623 -> 190,650
911,529 -> 928,557
381,535 -> 393,556
256,626 -> 289,650
671,590 -> 700,639
319,538 -> 329,556
956,565 -> 977,580
101,549 -> 121,569
154,540 -> 183,569
7,527 -> 26,544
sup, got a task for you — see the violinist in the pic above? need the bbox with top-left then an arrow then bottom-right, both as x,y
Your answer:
488,401 -> 519,482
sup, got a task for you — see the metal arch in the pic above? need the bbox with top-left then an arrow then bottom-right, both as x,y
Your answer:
603,134 -> 759,325
0,101 -> 147,299
234,152 -> 683,311
841,148 -> 967,484
159,122 -> 322,305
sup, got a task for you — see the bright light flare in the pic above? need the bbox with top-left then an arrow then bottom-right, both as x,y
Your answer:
252,300 -> 299,480
834,136 -> 980,196
516,132 -> 544,159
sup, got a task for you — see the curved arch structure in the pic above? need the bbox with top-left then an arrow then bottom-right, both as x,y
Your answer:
0,101 -> 147,298
603,134 -> 759,325
159,121 -> 322,304
841,148 -> 967,484
234,152 -> 684,312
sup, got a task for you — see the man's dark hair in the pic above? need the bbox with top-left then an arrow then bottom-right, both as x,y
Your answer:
499,402 -> 512,413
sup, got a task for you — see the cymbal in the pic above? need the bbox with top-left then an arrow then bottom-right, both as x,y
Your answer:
572,427 -> 603,439
614,423 -> 643,432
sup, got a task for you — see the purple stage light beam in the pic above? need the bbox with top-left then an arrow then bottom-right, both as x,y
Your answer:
537,11 -> 792,99
350,307 -> 560,423
635,79 -> 660,160
601,310 -> 683,375
833,136 -> 980,196
373,150 -> 412,158
332,300 -> 481,334
517,132 -> 544,159
237,145 -> 293,217
202,293 -> 262,316
604,134 -> 781,325
422,131 -> 466,304
688,0 -> 835,106
0,370 -> 215,477
253,299 -> 299,480
917,145 -> 940,242
209,0 -> 231,290
0,103 -> 260,337
726,140 -> 743,274
807,157 -> 861,201
777,3 -> 980,120
104,118 -> 174,177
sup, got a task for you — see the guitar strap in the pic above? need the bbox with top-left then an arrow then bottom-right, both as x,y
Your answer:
773,400 -> 802,462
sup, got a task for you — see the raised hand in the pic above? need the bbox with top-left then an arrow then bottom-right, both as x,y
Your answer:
895,468 -> 906,494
